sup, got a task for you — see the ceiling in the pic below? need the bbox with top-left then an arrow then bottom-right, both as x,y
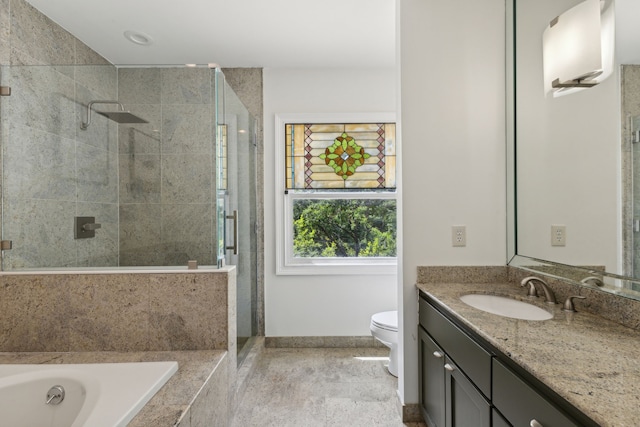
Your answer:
25,0 -> 396,68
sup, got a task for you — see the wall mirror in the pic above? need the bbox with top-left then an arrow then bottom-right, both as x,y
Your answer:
512,0 -> 640,300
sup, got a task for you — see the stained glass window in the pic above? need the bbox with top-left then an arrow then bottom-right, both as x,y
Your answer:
285,123 -> 396,189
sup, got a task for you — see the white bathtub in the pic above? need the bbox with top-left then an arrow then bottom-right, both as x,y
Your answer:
0,361 -> 178,427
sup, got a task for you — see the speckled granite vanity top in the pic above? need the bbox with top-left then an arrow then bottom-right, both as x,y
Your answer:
417,281 -> 640,427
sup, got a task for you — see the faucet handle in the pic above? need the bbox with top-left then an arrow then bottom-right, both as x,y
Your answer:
563,295 -> 586,312
520,277 -> 539,297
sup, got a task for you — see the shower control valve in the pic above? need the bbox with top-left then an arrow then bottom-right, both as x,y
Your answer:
74,216 -> 102,239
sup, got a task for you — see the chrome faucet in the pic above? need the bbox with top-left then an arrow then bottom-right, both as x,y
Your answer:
520,276 -> 557,304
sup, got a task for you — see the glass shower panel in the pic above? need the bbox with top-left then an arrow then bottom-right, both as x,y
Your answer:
632,115 -> 640,279
1,63 -> 121,270
215,69 -> 258,366
0,64 -> 220,270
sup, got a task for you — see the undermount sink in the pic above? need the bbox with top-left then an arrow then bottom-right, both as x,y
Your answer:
460,294 -> 554,321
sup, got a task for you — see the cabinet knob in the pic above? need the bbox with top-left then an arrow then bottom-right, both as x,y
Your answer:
530,420 -> 543,427
444,363 -> 455,372
433,351 -> 444,358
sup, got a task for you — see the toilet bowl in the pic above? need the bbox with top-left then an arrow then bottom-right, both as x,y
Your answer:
370,310 -> 398,377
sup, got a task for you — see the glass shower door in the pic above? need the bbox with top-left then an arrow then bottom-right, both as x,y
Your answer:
215,70 -> 258,366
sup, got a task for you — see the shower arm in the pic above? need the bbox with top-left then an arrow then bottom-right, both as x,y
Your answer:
80,100 -> 125,130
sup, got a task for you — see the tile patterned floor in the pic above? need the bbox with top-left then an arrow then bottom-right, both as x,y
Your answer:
231,347 -> 427,427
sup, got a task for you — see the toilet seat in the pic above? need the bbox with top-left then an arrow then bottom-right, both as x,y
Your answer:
371,311 -> 397,332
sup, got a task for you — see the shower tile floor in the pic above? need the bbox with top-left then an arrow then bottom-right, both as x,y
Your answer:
231,347 -> 427,427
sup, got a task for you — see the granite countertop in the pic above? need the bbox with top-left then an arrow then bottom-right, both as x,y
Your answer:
0,350 -> 226,426
417,281 -> 640,427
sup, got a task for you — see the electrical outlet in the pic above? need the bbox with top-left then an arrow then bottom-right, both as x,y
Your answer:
452,226 -> 466,247
551,225 -> 566,246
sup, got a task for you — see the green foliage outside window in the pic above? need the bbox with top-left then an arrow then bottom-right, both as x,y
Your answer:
293,199 -> 397,257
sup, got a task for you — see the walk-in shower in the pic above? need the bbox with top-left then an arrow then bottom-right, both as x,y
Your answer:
0,64 -> 259,366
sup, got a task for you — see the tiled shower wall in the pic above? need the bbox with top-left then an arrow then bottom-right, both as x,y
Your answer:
117,68 -> 217,266
622,65 -> 640,279
0,0 -> 119,268
0,0 -> 219,268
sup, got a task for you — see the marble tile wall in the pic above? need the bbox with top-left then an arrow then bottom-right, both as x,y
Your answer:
0,269 -> 236,353
1,0 -> 119,269
621,65 -> 640,278
118,67 -> 217,266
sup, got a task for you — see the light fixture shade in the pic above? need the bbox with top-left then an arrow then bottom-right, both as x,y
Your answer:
542,0 -> 610,97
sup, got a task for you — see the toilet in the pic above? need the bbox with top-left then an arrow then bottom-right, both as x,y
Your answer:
370,310 -> 398,377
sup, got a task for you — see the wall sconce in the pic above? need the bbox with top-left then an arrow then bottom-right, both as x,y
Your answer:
543,0 -> 615,97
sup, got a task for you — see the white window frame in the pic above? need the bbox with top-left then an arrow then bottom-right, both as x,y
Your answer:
275,112 -> 397,276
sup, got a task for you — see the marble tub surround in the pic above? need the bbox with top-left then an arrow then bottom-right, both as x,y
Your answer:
416,280 -> 640,427
0,350 -> 228,427
0,269 -> 235,354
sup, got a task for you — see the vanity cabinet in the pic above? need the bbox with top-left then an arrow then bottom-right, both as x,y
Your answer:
419,298 -> 491,427
418,328 -> 446,427
418,328 -> 490,427
419,292 -> 592,427
492,359 -> 580,427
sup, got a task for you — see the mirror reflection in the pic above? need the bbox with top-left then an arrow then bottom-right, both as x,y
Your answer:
514,0 -> 640,298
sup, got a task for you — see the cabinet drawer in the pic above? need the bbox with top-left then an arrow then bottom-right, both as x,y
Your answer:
419,298 -> 492,397
493,358 -> 580,427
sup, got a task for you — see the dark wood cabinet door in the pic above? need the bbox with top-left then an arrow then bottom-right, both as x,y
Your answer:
492,408 -> 512,427
444,357 -> 490,427
419,327 -> 446,427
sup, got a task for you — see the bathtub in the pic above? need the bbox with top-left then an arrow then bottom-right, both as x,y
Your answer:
0,361 -> 178,427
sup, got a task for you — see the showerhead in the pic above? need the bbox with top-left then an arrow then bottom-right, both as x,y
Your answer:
80,100 -> 148,130
96,110 -> 148,124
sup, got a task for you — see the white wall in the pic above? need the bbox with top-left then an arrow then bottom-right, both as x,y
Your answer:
398,0 -> 507,405
516,0 -> 619,272
263,0 -> 507,407
263,67 -> 398,337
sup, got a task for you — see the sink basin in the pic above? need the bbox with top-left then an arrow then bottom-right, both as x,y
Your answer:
460,294 -> 553,321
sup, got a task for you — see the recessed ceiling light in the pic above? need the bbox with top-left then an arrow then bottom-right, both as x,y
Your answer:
124,31 -> 153,46
185,64 -> 197,67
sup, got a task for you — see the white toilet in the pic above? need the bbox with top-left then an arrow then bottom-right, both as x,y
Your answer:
370,310 -> 398,377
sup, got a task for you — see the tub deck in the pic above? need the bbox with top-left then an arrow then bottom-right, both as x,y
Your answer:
0,350 -> 227,426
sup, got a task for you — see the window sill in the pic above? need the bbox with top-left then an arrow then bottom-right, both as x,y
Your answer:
276,259 -> 398,276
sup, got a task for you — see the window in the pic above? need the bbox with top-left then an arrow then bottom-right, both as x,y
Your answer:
275,113 -> 397,275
